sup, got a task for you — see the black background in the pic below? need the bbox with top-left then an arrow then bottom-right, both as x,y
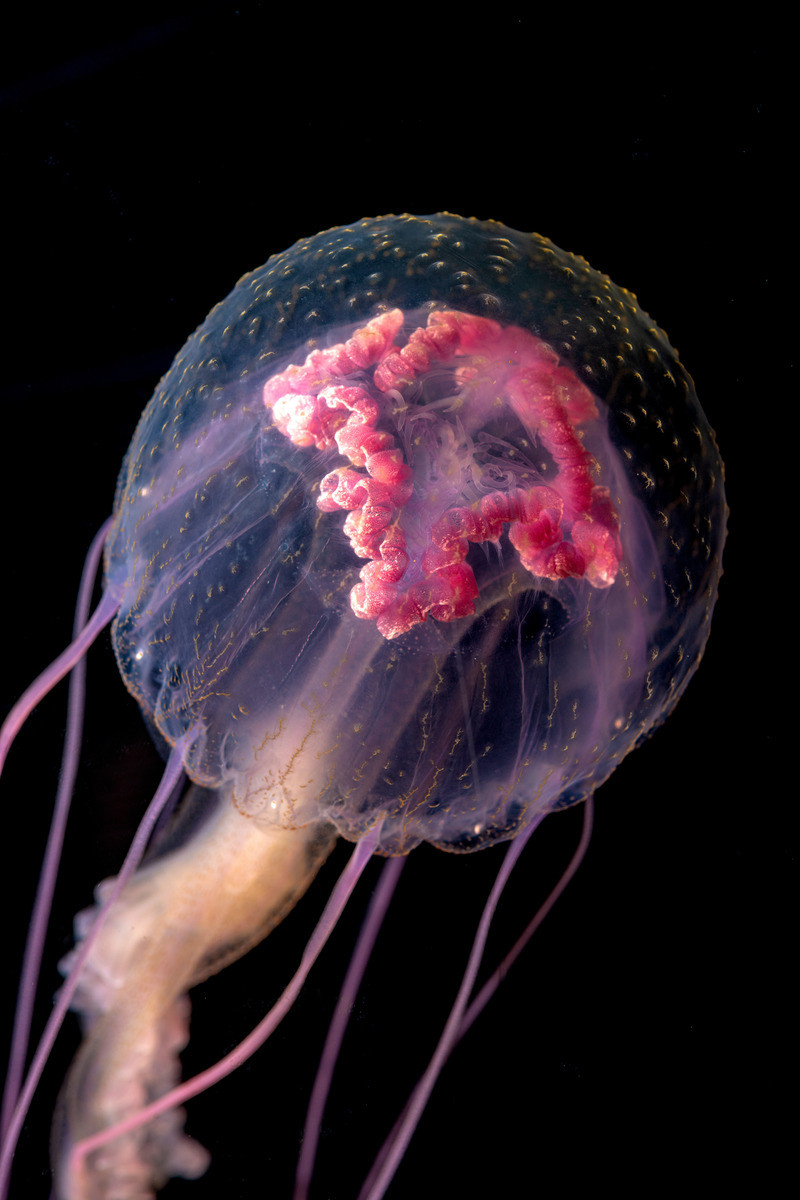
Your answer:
1,7 -> 791,1199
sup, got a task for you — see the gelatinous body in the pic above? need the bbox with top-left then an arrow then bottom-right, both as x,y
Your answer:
107,214 -> 723,855
3,214 -> 726,1199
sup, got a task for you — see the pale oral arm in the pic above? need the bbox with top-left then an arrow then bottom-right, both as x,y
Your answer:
54,788 -> 334,1200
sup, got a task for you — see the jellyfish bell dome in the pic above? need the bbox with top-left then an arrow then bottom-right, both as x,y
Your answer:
104,212 -> 726,856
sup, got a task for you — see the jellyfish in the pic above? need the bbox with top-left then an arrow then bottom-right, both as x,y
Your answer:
0,213 -> 726,1199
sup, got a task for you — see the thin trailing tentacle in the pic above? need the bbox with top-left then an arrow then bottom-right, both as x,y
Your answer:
294,854 -> 406,1200
358,811 -> 547,1200
458,795 -> 594,1041
0,579 -> 118,778
355,797 -> 596,1200
2,519 -> 112,1145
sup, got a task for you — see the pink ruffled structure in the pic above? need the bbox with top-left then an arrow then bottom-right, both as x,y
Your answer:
264,308 -> 622,639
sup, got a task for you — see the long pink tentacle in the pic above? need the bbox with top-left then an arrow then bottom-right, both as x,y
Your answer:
459,796 -> 594,1041
294,854 -> 406,1200
1,519 -> 112,1144
358,800 -> 594,1200
0,580 -> 119,778
358,811 -> 547,1200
